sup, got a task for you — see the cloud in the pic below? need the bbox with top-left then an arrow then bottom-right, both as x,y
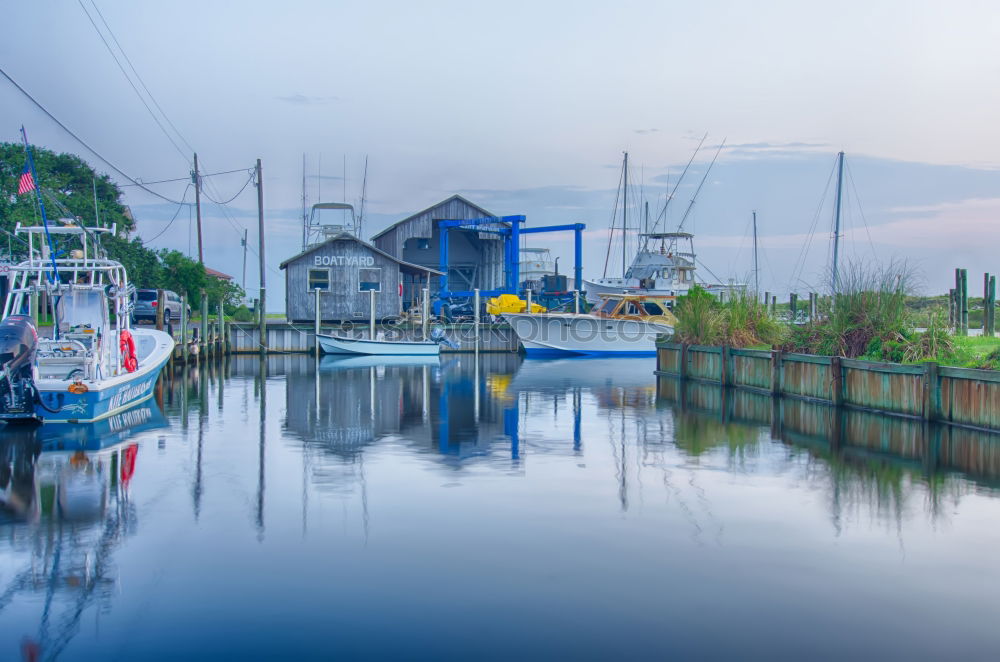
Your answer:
633,128 -> 659,135
275,93 -> 340,105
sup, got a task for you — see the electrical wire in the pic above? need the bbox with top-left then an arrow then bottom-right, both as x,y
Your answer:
140,183 -> 192,244
78,0 -> 190,166
199,170 -> 255,205
0,65 -> 191,205
87,0 -> 196,155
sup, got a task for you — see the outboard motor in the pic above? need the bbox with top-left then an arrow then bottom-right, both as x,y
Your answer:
0,316 -> 40,421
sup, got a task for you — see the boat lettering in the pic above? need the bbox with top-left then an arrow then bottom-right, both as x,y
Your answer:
107,379 -> 153,411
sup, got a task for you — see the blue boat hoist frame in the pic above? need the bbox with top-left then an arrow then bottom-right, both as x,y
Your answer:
436,215 -> 585,299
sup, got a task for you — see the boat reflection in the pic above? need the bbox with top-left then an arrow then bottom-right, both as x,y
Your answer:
0,400 -> 168,659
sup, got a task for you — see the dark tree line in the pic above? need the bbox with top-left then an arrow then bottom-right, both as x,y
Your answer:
0,142 -> 244,311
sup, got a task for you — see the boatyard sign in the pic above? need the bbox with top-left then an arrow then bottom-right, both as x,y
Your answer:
313,255 -> 376,267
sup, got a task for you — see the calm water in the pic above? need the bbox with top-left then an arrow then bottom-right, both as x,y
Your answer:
1,354 -> 999,660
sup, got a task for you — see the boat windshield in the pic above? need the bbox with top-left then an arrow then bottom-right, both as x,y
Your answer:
596,298 -> 620,314
56,288 -> 107,331
642,301 -> 664,315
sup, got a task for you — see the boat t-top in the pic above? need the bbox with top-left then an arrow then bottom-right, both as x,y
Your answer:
0,223 -> 174,423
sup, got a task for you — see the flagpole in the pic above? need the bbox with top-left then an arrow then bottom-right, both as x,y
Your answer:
19,127 -> 59,283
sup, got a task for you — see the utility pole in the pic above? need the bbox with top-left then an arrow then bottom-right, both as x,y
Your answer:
193,152 -> 203,264
241,228 -> 248,291
256,158 -> 267,351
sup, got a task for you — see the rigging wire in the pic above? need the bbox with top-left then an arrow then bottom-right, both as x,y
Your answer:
601,159 -> 626,278
845,161 -> 878,262
788,157 -> 838,289
0,65 -> 191,205
77,0 -> 190,166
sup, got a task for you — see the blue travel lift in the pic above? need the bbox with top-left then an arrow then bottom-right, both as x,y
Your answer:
435,216 -> 585,313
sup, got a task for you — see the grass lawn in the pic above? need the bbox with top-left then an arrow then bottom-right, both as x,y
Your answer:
946,335 -> 1000,369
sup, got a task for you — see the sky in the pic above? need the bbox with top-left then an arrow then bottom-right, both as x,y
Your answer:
2,0 -> 1000,308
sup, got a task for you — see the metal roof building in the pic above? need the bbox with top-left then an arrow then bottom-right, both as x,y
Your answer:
371,195 -> 507,299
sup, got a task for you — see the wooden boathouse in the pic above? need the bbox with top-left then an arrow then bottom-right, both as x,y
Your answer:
371,195 -> 507,301
279,232 -> 442,323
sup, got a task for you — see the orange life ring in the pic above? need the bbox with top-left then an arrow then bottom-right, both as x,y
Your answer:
120,329 -> 138,373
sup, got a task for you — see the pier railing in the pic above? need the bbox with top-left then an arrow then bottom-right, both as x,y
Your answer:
656,342 -> 1000,431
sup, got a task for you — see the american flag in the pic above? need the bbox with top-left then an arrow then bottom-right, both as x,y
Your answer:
17,168 -> 35,195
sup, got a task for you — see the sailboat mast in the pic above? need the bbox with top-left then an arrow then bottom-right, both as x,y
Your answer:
831,151 -> 845,293
752,210 -> 759,296
301,153 -> 307,250
622,152 -> 628,279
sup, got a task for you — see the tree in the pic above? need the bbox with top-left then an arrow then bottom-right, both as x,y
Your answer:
204,275 -> 246,315
159,249 -> 206,306
0,142 -> 134,241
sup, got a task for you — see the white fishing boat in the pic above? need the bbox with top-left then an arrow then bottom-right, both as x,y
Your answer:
317,333 -> 441,356
503,293 -> 675,357
584,147 -> 740,304
0,224 -> 174,424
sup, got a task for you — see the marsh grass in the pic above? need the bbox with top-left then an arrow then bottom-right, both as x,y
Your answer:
673,286 -> 785,347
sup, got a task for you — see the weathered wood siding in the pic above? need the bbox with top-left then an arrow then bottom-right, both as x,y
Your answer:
730,349 -> 772,391
284,238 -> 402,322
939,366 -> 1000,430
780,354 -> 833,401
841,359 -> 925,417
657,344 -> 681,374
687,345 -> 722,381
371,196 -> 504,294
656,342 -> 1000,431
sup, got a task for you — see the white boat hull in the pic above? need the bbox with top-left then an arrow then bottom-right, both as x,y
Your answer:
31,328 -> 175,424
502,313 -> 672,357
317,334 -> 441,356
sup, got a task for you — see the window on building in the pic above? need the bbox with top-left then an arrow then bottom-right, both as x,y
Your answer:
308,268 -> 330,291
359,268 -> 381,292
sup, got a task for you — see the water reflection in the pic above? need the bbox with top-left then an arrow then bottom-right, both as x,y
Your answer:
2,355 -> 1000,659
0,402 -> 167,659
657,377 -> 1000,525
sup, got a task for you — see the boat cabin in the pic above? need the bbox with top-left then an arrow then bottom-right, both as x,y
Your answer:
591,295 -> 678,325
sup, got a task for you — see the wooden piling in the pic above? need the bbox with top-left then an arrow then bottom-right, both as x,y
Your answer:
217,300 -> 225,355
201,296 -> 209,355
948,288 -> 956,328
180,295 -> 189,364
473,288 -> 481,353
314,287 -> 321,357
961,268 -> 969,335
830,355 -> 843,407
156,288 -> 165,330
789,293 -> 798,322
421,287 -> 429,340
989,276 -> 996,337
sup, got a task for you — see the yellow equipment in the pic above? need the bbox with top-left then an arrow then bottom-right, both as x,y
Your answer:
486,294 -> 546,315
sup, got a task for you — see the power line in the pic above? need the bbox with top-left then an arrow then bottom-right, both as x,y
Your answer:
0,65 -> 191,205
139,183 -> 192,244
200,170 -> 255,205
119,168 -> 251,187
77,0 -> 190,166
87,0 -> 196,156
